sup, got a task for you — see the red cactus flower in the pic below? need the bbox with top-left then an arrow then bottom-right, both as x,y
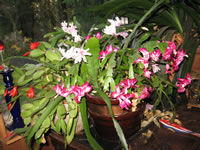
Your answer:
4,89 -> 8,97
30,42 -> 40,50
0,40 -> 4,51
27,87 -> 35,98
41,85 -> 46,89
8,103 -> 12,111
9,86 -> 18,98
23,52 -> 30,56
0,65 -> 3,70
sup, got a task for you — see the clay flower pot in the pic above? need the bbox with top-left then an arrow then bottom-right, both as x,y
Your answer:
86,95 -> 145,142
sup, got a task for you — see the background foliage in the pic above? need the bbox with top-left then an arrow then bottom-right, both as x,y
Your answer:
0,0 -> 108,57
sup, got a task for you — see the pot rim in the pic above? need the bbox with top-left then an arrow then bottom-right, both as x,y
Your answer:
86,94 -> 119,105
88,107 -> 144,121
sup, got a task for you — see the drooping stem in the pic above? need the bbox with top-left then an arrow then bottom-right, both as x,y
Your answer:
160,88 -> 176,122
4,56 -> 59,72
117,0 -> 166,70
0,52 -> 4,62
26,96 -> 64,149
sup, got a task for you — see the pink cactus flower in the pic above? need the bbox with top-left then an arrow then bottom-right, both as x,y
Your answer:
80,82 -> 93,94
110,85 -> 123,98
134,57 -> 149,69
143,68 -> 152,79
54,83 -> 70,97
110,85 -> 134,110
165,64 -> 171,74
119,78 -> 137,88
54,82 -> 92,103
176,73 -> 191,93
139,87 -> 151,99
163,44 -> 174,61
151,49 -> 161,62
106,44 -> 114,54
118,94 -> 134,110
163,48 -> 173,61
98,50 -> 108,60
98,45 -> 114,60
119,78 -> 137,94
71,82 -> 92,103
172,49 -> 188,71
113,47 -> 119,52
168,41 -> 177,51
96,32 -> 102,39
85,35 -> 91,41
152,64 -> 160,73
138,48 -> 150,61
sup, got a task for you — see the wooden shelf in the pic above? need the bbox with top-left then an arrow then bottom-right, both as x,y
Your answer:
187,102 -> 200,109
187,72 -> 200,109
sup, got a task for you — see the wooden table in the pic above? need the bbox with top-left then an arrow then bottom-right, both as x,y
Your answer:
49,121 -> 153,150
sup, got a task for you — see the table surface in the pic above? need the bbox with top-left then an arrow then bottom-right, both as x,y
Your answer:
49,121 -> 153,150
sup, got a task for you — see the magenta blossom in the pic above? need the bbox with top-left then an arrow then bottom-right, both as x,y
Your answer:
163,47 -> 173,61
113,47 -> 119,52
96,32 -> 102,39
134,57 -> 149,69
54,82 -> 92,103
85,35 -> 91,41
110,85 -> 134,110
54,83 -> 70,97
106,44 -> 114,54
119,78 -> 137,94
98,50 -> 108,60
165,64 -> 171,74
119,78 -> 137,88
98,45 -> 115,60
138,87 -> 151,99
143,68 -> 152,79
118,94 -> 134,110
70,82 -> 92,103
138,48 -> 150,61
172,49 -> 188,71
168,41 -> 177,51
110,85 -> 123,98
151,49 -> 161,62
176,73 -> 191,93
162,43 -> 174,61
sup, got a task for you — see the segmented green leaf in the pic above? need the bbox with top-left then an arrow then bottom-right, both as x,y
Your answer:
21,111 -> 32,118
61,119 -> 67,133
85,38 -> 100,85
45,50 -> 61,61
66,117 -> 73,135
57,104 -> 66,118
30,49 -> 45,57
35,128 -> 45,139
42,117 -> 51,128
22,103 -> 34,110
33,70 -> 45,80
24,117 -> 31,126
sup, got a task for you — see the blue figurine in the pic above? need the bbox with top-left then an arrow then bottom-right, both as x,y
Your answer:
0,66 -> 24,130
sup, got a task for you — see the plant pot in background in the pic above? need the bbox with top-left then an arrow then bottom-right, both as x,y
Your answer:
86,95 -> 145,143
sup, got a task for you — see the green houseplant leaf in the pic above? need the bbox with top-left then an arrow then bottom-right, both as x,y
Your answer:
26,96 -> 64,149
85,37 -> 100,86
3,0 -> 196,149
79,98 -> 103,150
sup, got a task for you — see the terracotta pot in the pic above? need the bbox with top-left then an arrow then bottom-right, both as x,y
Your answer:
86,95 -> 145,142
